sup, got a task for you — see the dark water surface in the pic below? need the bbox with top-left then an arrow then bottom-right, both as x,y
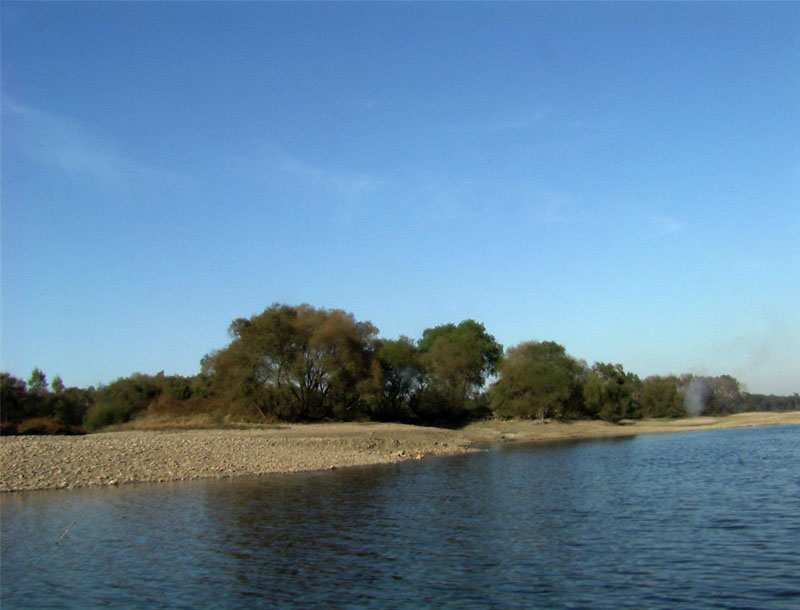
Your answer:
2,425 -> 799,609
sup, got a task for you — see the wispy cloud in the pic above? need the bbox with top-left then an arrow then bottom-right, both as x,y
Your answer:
228,144 -> 387,225
275,152 -> 382,197
532,191 -> 573,224
645,214 -> 685,238
486,108 -> 551,132
519,189 -> 599,228
2,98 -> 172,186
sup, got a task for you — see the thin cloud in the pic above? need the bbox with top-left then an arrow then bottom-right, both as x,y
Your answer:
524,190 -> 597,227
2,98 -> 172,185
644,214 -> 685,238
274,150 -> 383,197
486,108 -> 551,132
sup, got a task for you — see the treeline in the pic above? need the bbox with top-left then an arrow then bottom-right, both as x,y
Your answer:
0,369 -> 217,434
2,303 -> 797,434
0,369 -> 92,434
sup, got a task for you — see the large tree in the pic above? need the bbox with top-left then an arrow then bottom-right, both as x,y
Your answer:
416,319 -> 502,421
370,336 -> 424,421
583,362 -> 642,422
203,304 -> 379,421
491,340 -> 585,420
694,375 -> 742,415
639,375 -> 687,418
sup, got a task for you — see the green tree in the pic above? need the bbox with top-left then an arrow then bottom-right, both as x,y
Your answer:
50,375 -> 65,393
370,336 -> 424,421
583,363 -> 642,422
204,304 -> 379,421
417,320 -> 502,422
28,368 -> 48,394
491,341 -> 585,420
47,386 -> 93,427
154,371 -> 193,401
15,368 -> 50,420
639,375 -> 687,418
705,375 -> 742,414
1,373 -> 29,426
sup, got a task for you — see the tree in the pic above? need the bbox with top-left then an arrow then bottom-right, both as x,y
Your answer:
704,375 -> 742,414
47,386 -> 93,427
639,375 -> 686,418
583,363 -> 642,422
491,341 -> 585,420
50,375 -> 65,394
370,336 -> 424,421
416,320 -> 502,422
1,373 -> 29,425
204,304 -> 379,421
28,368 -> 48,394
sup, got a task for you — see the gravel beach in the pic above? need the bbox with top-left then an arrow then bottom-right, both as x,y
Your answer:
0,423 -> 474,492
3,412 -> 798,492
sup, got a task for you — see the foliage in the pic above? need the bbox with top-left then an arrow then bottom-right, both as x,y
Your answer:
83,372 -> 202,431
370,336 -> 424,421
741,392 -> 800,412
4,303 -> 797,434
685,375 -> 742,415
203,304 -> 379,421
1,370 -> 94,434
84,374 -> 161,431
583,363 -> 642,422
416,320 -> 502,423
47,387 -> 94,427
1,373 -> 29,423
50,375 -> 66,393
491,341 -> 585,420
15,417 -> 85,436
27,368 -> 48,394
639,375 -> 687,418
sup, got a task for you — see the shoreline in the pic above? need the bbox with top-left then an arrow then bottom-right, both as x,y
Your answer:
2,411 -> 799,492
460,410 -> 800,445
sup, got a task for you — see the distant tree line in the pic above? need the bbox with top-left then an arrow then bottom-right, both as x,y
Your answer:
1,369 -> 93,434
2,303 -> 797,434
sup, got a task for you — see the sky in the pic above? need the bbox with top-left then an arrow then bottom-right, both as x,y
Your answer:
1,2 -> 798,395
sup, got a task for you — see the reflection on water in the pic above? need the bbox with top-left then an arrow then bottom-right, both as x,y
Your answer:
3,425 -> 799,608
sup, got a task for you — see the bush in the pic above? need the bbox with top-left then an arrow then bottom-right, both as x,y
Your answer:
15,417 -> 85,435
84,374 -> 161,431
0,420 -> 18,435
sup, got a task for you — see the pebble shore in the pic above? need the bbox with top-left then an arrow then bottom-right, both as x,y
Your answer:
4,412 -> 798,492
0,424 -> 474,492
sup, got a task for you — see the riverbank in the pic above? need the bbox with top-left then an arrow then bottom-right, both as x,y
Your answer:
3,412 -> 799,492
460,411 -> 800,444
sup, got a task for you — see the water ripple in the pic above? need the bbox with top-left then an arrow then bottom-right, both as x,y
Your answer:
2,425 -> 799,609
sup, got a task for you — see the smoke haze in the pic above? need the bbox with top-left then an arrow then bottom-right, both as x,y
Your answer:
684,378 -> 711,416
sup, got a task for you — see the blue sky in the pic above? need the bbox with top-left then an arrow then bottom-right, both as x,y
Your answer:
2,2 -> 798,395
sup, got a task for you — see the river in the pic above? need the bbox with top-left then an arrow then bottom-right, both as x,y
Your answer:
2,424 -> 799,608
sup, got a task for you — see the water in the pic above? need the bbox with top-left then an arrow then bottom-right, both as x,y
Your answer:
2,425 -> 799,609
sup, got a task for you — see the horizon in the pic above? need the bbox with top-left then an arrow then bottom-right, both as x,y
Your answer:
2,2 -> 798,395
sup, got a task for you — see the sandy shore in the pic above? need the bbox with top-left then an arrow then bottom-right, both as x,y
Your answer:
2,412 -> 798,492
460,410 -> 800,444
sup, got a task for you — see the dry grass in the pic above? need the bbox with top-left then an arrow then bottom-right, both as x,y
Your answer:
103,411 -> 259,432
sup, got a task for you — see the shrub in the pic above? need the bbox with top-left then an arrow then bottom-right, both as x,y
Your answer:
15,417 -> 85,435
84,374 -> 160,431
